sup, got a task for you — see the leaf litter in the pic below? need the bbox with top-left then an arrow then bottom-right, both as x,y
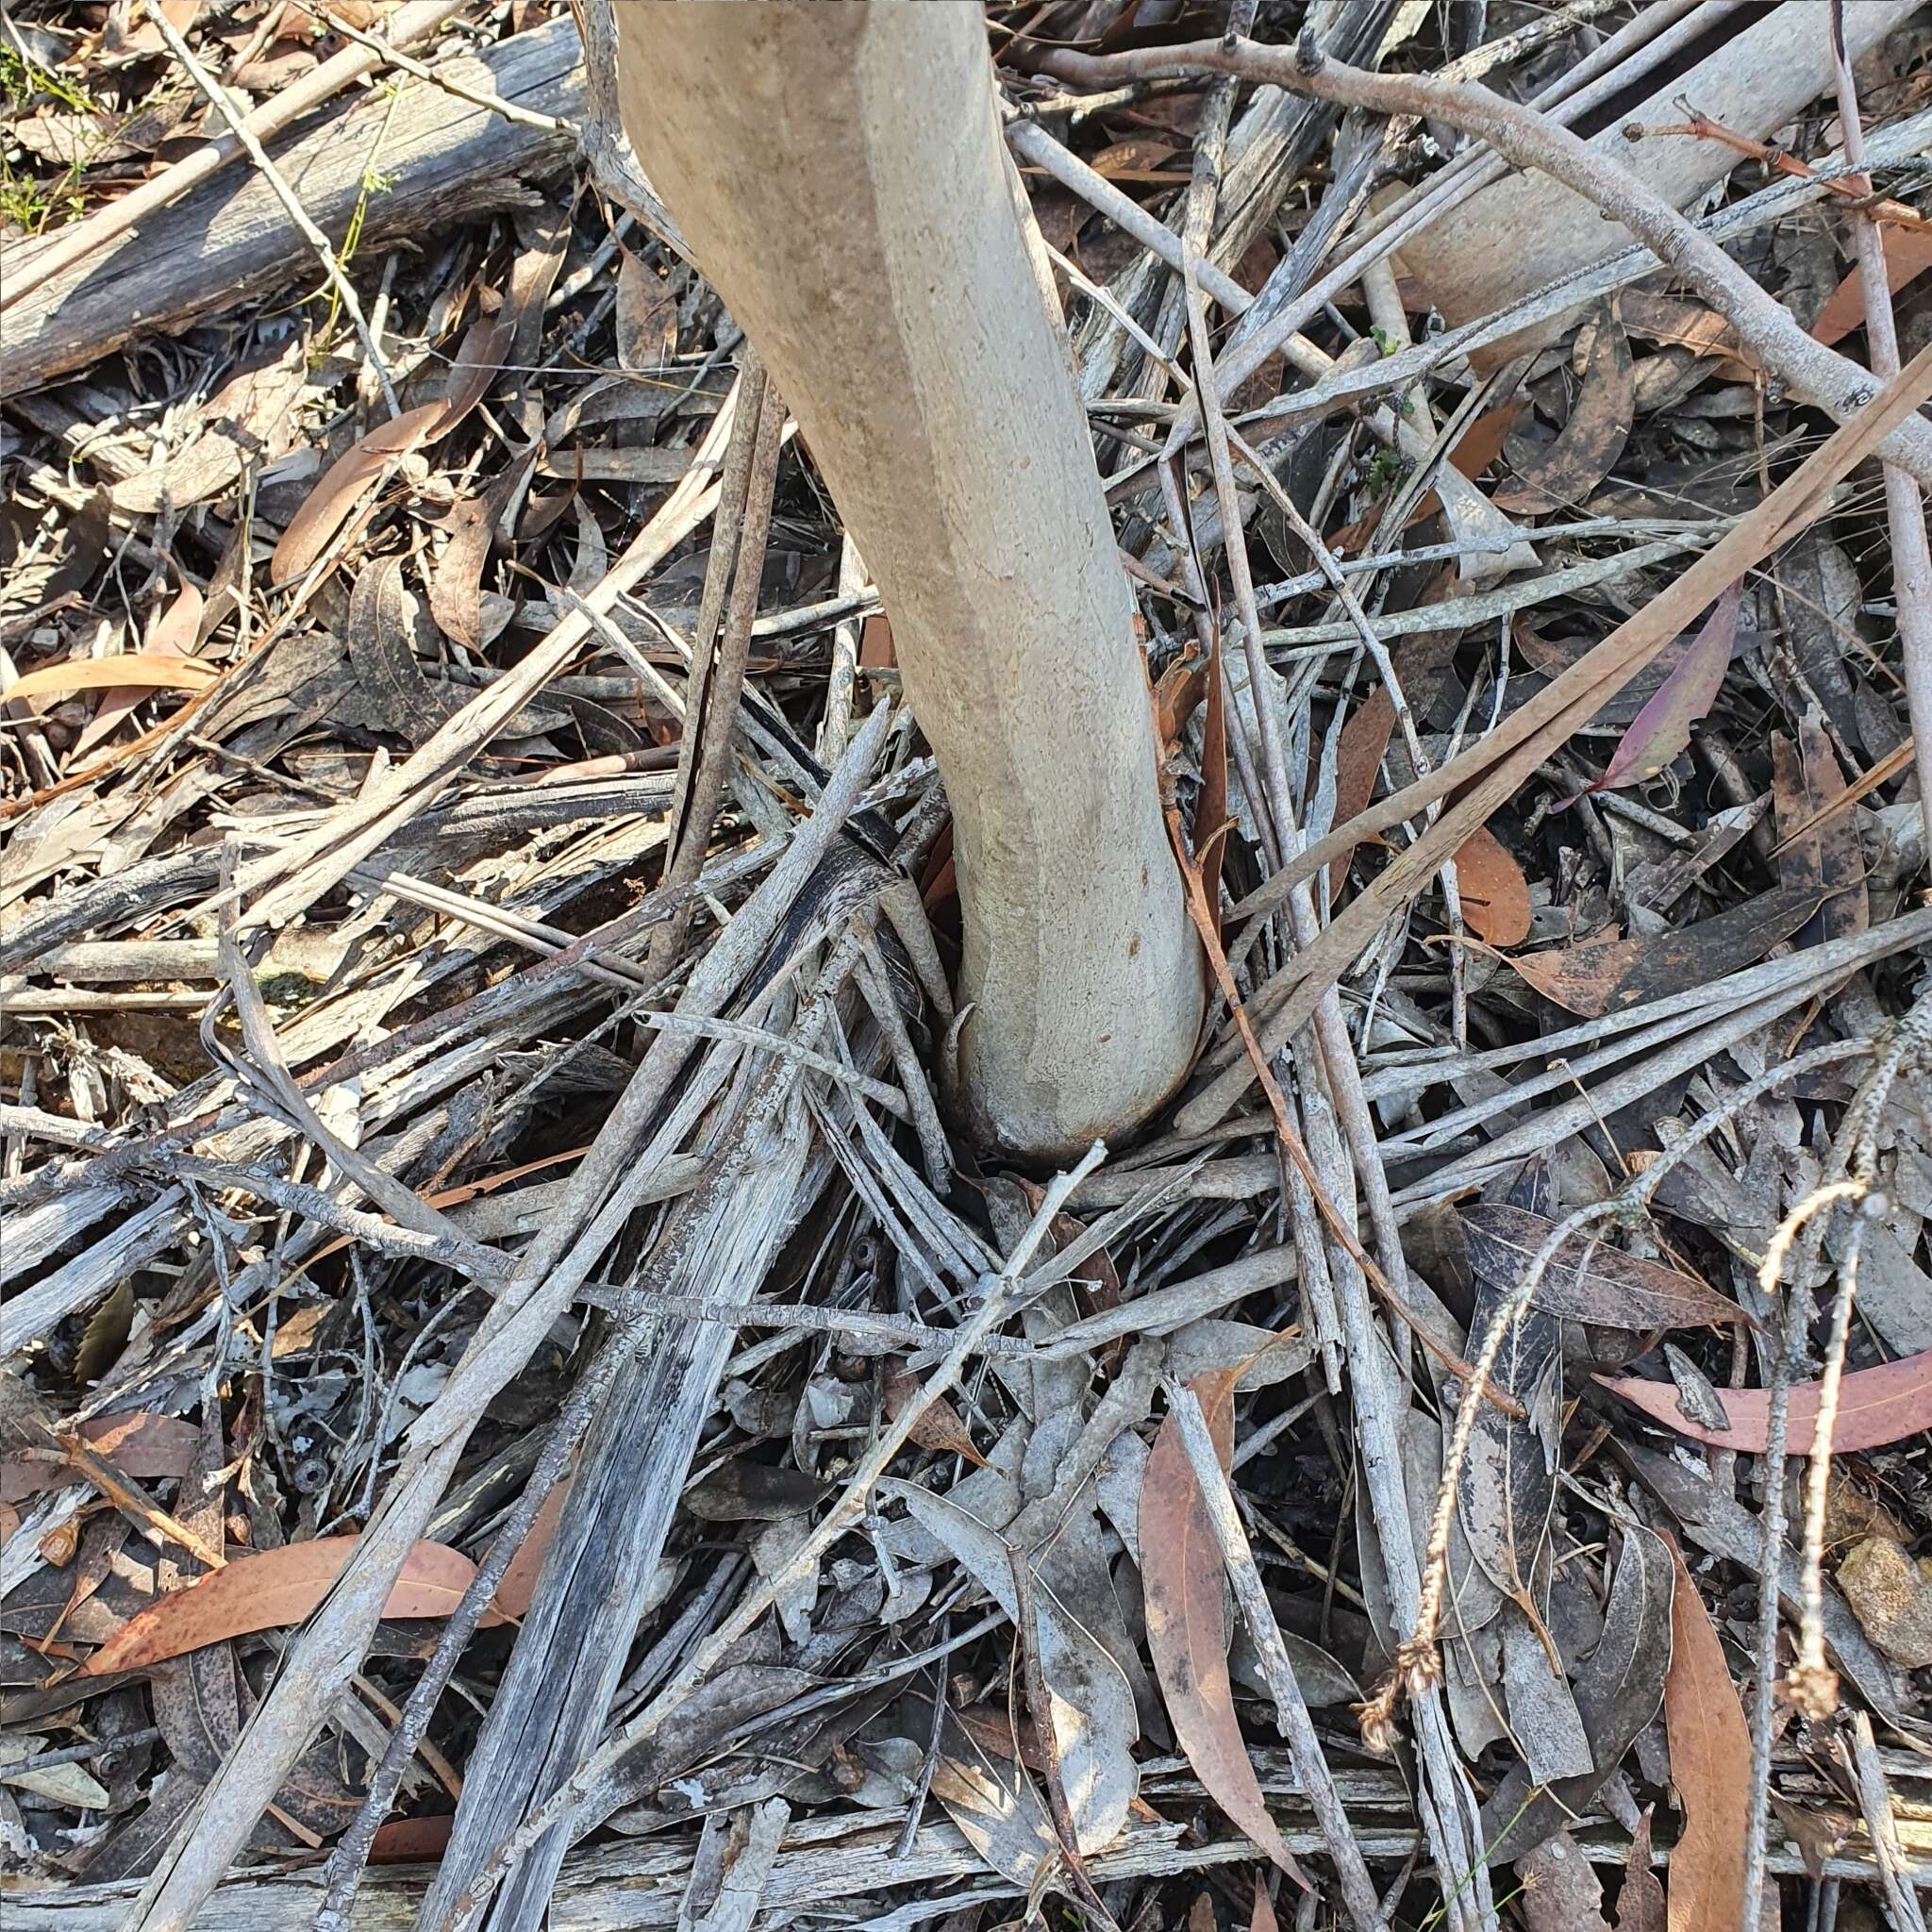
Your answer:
2,6 -> 1931,1932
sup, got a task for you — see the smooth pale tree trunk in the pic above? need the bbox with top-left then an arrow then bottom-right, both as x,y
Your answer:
616,3 -> 1203,1158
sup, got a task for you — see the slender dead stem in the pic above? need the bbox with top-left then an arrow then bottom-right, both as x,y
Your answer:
1163,1379 -> 1384,1931
1040,34 -> 1932,491
1826,4 -> 1932,858
142,0 -> 399,415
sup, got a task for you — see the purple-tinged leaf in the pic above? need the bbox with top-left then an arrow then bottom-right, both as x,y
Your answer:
1569,586 -> 1741,801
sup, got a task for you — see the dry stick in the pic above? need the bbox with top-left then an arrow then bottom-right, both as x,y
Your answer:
1827,8 -> 1932,858
0,0 -> 468,312
648,364 -> 785,980
1163,1379 -> 1386,1932
142,0 -> 399,417
241,387 -> 740,931
314,927 -> 869,1932
1844,1711 -> 1931,1932
1040,33 -> 1932,491
430,1145 -> 1108,1932
1362,1034 -> 1875,1740
123,706 -> 891,1932
1178,254 -> 1491,1923
1175,334 -> 1932,1133
1159,789 -> 1518,1416
285,0 -> 562,129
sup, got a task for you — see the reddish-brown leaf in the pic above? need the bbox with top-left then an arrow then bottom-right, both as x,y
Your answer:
1325,686 -> 1394,898
1598,1347 -> 1932,1456
73,583 -> 208,758
1580,586 -> 1740,797
1661,1536 -> 1750,1932
1451,825 -> 1531,946
270,314 -> 508,587
80,1536 -> 508,1675
1506,886 -> 1822,1019
269,401 -> 446,587
1813,226 -> 1932,347
1142,1367 -> 1307,1884
491,1478 -> 569,1621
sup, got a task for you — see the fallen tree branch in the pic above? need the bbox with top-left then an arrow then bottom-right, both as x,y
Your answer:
1041,31 -> 1932,491
0,0 -> 469,314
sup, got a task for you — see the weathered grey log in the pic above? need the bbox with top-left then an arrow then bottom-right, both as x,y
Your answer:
0,18 -> 584,396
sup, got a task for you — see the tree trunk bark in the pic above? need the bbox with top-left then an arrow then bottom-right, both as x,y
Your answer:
616,3 -> 1203,1158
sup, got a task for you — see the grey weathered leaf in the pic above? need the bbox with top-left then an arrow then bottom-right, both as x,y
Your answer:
1459,1203 -> 1751,1332
1457,1164 -> 1560,1610
1480,1522 -> 1674,1860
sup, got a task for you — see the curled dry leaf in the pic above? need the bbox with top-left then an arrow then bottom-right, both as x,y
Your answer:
1660,1534 -> 1750,1932
1141,1366 -> 1307,1884
1598,1346 -> 1932,1456
80,1535 -> 508,1676
1458,1204 -> 1752,1331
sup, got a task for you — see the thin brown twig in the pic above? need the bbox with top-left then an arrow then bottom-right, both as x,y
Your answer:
1633,108 -> 1932,235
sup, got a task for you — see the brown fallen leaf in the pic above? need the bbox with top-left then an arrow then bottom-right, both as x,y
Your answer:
616,243 -> 679,372
1450,825 -> 1531,946
1661,1534 -> 1750,1932
1506,885 -> 1823,1018
882,1357 -> 987,1469
1616,1807 -> 1666,1932
1813,225 -> 1932,347
1495,303 -> 1635,515
0,1411 -> 201,1507
74,582 -> 209,759
268,401 -> 447,588
1597,1346 -> 1932,1455
1249,1874 -> 1280,1932
1772,712 -> 1868,946
1458,1204 -> 1752,1331
80,1536 -> 508,1675
491,1478 -> 570,1622
270,314 -> 510,585
1142,1366 -> 1308,1885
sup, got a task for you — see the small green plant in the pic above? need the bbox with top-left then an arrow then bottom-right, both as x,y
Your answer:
1364,445 -> 1409,499
0,46 -> 102,234
312,84 -> 401,360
